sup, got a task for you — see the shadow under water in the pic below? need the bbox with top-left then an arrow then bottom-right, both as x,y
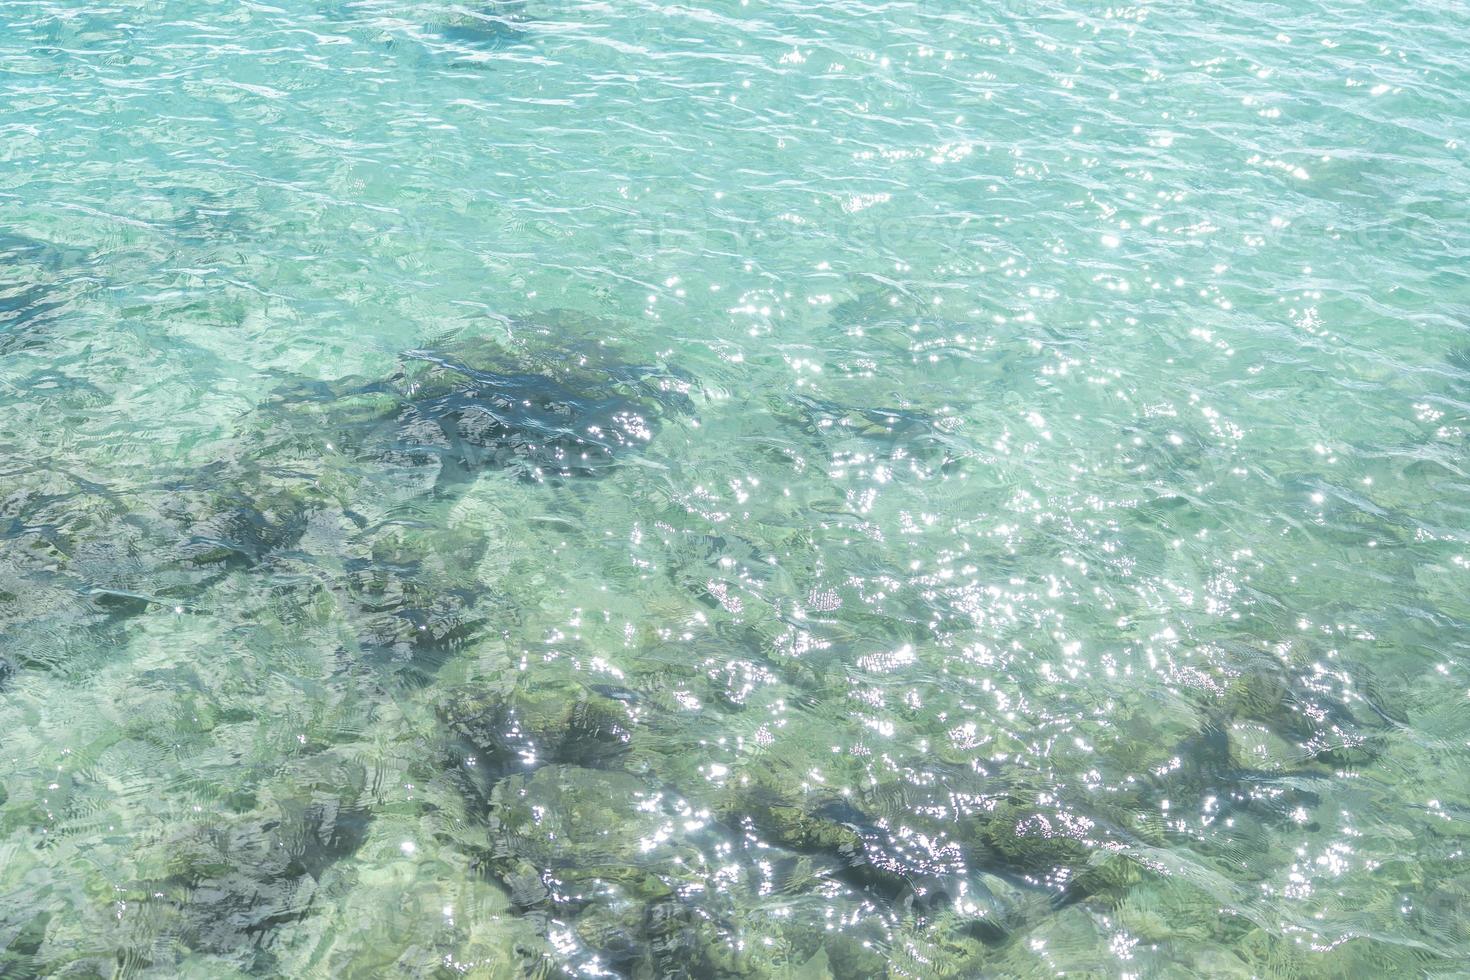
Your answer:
0,233 -> 89,356
430,3 -> 532,51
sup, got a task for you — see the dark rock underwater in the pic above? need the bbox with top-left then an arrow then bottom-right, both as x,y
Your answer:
0,317 -> 1417,977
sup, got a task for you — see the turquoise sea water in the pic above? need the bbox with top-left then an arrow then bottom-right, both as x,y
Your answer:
3,0 -> 1470,976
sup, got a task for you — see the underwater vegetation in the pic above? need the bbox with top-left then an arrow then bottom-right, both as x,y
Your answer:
418,628 -> 1413,977
0,327 -> 696,971
3,0 -> 1469,969
0,313 -> 1448,976
1,328 -> 684,677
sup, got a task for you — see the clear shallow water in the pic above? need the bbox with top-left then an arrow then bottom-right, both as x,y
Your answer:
2,0 -> 1469,975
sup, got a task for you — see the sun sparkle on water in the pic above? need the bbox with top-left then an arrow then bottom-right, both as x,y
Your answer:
1,0 -> 1469,976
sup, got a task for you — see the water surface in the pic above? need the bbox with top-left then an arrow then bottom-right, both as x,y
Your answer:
2,0 -> 1470,976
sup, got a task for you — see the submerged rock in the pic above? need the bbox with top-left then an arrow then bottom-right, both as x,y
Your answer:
704,757 -> 1048,946
774,393 -> 968,475
439,676 -> 634,783
483,765 -> 673,909
130,754 -> 371,973
476,763 -> 765,977
1,325 -> 710,972
172,492 -> 311,569
0,469 -> 223,676
271,342 -> 684,485
1212,654 -> 1393,768
0,328 -> 688,694
0,909 -> 48,976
